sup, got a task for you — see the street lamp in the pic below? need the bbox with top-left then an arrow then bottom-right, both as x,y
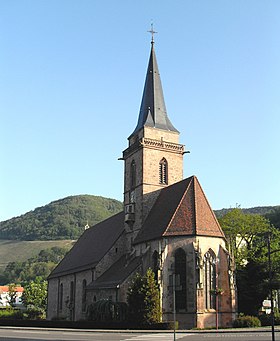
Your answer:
215,257 -> 220,331
266,231 -> 280,341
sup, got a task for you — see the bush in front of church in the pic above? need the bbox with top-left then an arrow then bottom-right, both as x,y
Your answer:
86,299 -> 128,322
127,268 -> 161,325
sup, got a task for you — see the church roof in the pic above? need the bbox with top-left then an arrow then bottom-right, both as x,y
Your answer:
87,255 -> 141,290
130,42 -> 178,137
134,176 -> 225,244
48,211 -> 125,279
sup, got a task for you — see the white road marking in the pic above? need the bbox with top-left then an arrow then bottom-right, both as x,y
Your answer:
123,333 -> 192,340
12,330 -> 50,334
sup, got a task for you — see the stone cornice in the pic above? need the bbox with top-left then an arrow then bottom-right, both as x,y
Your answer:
141,137 -> 185,154
123,137 -> 185,159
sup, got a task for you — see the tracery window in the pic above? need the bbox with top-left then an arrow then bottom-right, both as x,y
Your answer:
175,248 -> 187,310
152,250 -> 159,283
159,158 -> 168,184
130,160 -> 136,188
203,250 -> 216,309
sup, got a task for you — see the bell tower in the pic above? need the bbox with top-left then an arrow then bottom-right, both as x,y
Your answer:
122,36 -> 185,241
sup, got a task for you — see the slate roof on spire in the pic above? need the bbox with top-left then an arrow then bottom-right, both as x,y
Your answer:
131,42 -> 179,136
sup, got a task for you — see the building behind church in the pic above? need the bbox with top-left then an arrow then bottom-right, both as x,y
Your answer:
47,37 -> 237,329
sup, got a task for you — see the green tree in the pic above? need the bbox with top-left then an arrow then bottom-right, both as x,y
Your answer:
1,246 -> 68,284
8,283 -> 17,307
266,207 -> 280,230
127,268 -> 161,325
219,209 -> 280,315
218,208 -> 271,267
22,277 -> 47,319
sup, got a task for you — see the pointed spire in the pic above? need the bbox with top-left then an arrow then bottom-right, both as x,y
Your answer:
131,35 -> 178,137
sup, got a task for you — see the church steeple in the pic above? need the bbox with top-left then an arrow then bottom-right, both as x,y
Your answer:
122,37 -> 185,241
131,40 -> 178,137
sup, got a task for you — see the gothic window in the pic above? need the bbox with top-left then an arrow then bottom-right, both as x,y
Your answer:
70,281 -> 75,304
69,281 -> 75,320
174,248 -> 187,310
203,250 -> 216,309
59,283 -> 63,311
152,250 -> 159,283
82,279 -> 87,312
130,160 -> 136,188
159,158 -> 168,185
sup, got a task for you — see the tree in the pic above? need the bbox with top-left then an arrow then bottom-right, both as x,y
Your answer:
218,208 -> 271,267
1,246 -> 68,285
266,207 -> 280,230
22,277 -> 47,319
219,208 -> 280,315
8,283 -> 17,307
127,268 -> 161,325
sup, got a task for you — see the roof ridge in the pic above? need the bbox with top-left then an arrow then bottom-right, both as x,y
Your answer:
163,176 -> 194,236
193,176 -> 225,238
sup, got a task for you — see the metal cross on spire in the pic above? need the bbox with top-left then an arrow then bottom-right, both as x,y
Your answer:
147,23 -> 157,43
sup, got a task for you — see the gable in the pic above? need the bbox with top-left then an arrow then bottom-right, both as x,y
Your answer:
165,176 -> 224,238
193,177 -> 225,237
134,176 -> 225,244
133,177 -> 192,244
48,211 -> 125,279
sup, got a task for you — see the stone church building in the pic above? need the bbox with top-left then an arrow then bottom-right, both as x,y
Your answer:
47,38 -> 237,328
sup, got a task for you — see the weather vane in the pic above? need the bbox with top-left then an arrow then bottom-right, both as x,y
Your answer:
147,22 -> 157,43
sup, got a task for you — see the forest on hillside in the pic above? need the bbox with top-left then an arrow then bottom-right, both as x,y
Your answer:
0,246 -> 70,285
0,197 -> 279,285
0,195 -> 123,241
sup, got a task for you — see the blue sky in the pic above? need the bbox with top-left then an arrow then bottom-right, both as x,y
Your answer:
1,0 -> 279,221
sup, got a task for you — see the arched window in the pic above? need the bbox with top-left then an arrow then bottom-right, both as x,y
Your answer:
82,279 -> 87,312
204,250 -> 216,309
130,160 -> 136,188
159,158 -> 168,185
175,248 -> 187,310
70,281 -> 75,304
69,281 -> 75,320
152,250 -> 159,283
59,283 -> 63,311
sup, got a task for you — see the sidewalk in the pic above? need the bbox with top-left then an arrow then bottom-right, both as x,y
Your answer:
0,325 -> 279,334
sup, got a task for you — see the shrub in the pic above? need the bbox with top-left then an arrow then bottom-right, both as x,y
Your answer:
259,312 -> 280,326
0,308 -> 23,320
233,315 -> 261,328
23,307 -> 46,320
127,268 -> 161,325
87,300 -> 128,322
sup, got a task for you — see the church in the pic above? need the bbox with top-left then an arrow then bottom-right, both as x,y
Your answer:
47,36 -> 237,329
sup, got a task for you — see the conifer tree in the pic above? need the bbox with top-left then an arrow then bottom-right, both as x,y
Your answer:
127,268 -> 161,325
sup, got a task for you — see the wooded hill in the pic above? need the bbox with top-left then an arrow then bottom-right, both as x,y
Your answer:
0,195 -> 279,285
214,205 -> 279,218
0,195 -> 123,241
0,194 -> 279,242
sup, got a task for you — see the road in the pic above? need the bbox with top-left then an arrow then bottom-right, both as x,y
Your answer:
0,328 -> 278,341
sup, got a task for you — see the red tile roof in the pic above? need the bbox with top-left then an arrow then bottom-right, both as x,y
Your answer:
134,176 -> 225,244
0,286 -> 24,293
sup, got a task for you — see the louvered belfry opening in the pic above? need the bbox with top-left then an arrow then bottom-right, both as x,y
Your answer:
159,158 -> 168,185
